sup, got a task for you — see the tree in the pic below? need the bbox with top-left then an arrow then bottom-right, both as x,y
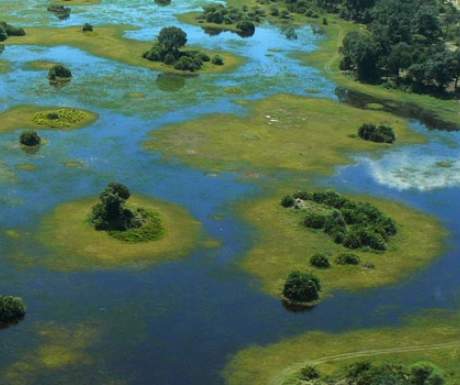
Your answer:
48,64 -> 72,81
157,27 -> 187,54
310,253 -> 330,268
0,296 -> 26,323
283,271 -> 321,303
20,131 -> 41,146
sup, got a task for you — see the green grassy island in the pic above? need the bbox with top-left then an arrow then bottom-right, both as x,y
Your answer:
238,191 -> 446,299
0,106 -> 98,133
145,94 -> 423,174
5,25 -> 243,75
225,310 -> 460,385
35,189 -> 202,271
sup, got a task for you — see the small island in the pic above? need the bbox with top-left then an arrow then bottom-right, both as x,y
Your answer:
0,295 -> 26,324
48,64 -> 72,84
19,130 -> 41,147
35,186 -> 203,270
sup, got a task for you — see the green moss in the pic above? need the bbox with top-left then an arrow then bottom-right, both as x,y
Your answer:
238,192 -> 446,298
0,105 -> 97,133
224,310 -> 460,385
6,25 -> 244,75
145,94 -> 423,174
33,195 -> 203,271
296,16 -> 460,126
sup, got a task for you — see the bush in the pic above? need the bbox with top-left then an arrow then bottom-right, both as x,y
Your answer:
0,26 -> 8,42
343,231 -> 362,249
283,271 -> 321,303
335,253 -> 361,265
174,55 -> 203,72
0,22 -> 25,37
212,55 -> 224,65
20,131 -> 41,146
0,296 -> 26,323
358,123 -> 396,144
300,365 -> 320,381
281,195 -> 295,208
48,64 -> 72,80
409,362 -> 445,385
236,20 -> 256,36
82,23 -> 93,32
310,253 -> 330,269
304,212 -> 327,229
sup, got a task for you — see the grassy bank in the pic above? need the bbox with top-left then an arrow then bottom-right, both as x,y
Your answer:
6,25 -> 244,75
146,94 -> 423,174
238,193 -> 446,298
224,310 -> 460,385
177,12 -> 243,34
33,195 -> 203,270
0,105 -> 98,132
297,16 -> 460,126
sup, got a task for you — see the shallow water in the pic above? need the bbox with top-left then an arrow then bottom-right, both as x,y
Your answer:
1,1 -> 460,384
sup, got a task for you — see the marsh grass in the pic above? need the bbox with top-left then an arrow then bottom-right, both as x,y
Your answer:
0,105 -> 97,133
146,94 -> 423,174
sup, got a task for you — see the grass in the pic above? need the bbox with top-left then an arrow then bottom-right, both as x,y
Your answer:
0,60 -> 11,73
51,0 -> 101,4
177,12 -> 245,34
34,195 -> 203,271
5,25 -> 244,75
0,105 -> 97,132
296,15 -> 460,126
238,192 -> 447,298
224,309 -> 460,385
23,60 -> 60,71
146,94 -> 424,174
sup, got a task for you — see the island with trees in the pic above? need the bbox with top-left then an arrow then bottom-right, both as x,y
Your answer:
0,295 -> 26,324
35,184 -> 203,270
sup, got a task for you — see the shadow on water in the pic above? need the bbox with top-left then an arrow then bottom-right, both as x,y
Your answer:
336,87 -> 459,132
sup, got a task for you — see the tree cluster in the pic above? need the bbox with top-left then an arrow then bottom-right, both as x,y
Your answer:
90,183 -> 144,231
47,5 -> 71,20
20,131 -> 41,147
0,295 -> 26,323
282,190 -> 397,251
197,4 -> 260,36
358,123 -> 395,143
283,271 -> 321,303
143,27 -> 223,71
48,64 -> 72,81
339,0 -> 460,94
0,21 -> 25,42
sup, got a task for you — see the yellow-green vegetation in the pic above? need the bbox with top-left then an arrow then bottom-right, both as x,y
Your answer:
238,193 -> 446,298
23,60 -> 60,71
35,195 -> 202,270
3,324 -> 97,384
5,25 -> 243,74
297,16 -> 460,126
224,310 -> 460,385
0,60 -> 11,73
0,105 -> 97,132
16,163 -> 38,172
146,95 -> 423,174
51,0 -> 100,4
177,12 -> 243,34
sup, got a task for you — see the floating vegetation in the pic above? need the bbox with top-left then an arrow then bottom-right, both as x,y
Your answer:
32,108 -> 95,129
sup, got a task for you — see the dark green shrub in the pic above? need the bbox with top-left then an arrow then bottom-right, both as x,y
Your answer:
212,55 -> 224,65
0,296 -> 26,323
20,131 -> 41,146
236,20 -> 255,36
335,253 -> 361,265
358,123 -> 396,144
343,231 -> 362,249
310,253 -> 330,269
283,271 -> 321,303
143,44 -> 165,62
48,64 -> 72,81
409,362 -> 445,385
82,23 -> 93,32
293,191 -> 311,200
0,22 -> 25,37
174,55 -> 202,71
281,195 -> 295,208
304,212 -> 327,229
300,365 -> 320,380
158,26 -> 187,52
155,0 -> 171,5
0,26 -> 8,42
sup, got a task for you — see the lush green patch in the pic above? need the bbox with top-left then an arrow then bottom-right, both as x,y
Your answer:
282,271 -> 321,304
5,25 -> 243,75
238,192 -> 446,298
33,195 -> 203,271
358,123 -> 396,144
224,310 -> 460,385
146,95 -> 421,174
0,59 -> 11,73
0,105 -> 97,133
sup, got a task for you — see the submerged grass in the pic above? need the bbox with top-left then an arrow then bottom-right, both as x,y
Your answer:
6,25 -> 244,75
34,195 -> 203,271
224,309 -> 460,385
238,193 -> 446,298
146,94 -> 423,174
0,105 -> 97,132
297,16 -> 460,126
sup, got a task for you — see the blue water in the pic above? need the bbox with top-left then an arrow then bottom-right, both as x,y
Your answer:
1,1 -> 460,384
